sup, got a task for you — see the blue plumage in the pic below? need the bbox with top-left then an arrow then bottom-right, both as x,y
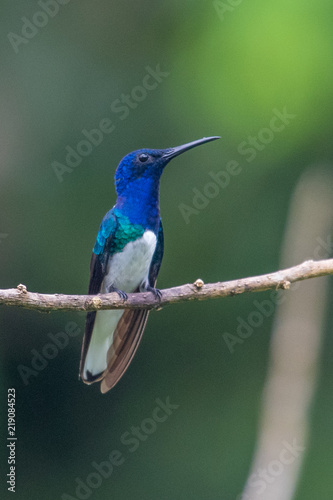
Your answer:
79,136 -> 220,393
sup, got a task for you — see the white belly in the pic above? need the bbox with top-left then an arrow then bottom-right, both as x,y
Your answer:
103,230 -> 157,293
83,230 -> 157,378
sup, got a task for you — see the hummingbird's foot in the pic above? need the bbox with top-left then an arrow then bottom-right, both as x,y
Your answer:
143,285 -> 162,301
107,285 -> 128,301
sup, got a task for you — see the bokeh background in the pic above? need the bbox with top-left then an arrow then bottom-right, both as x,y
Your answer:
1,1 -> 333,499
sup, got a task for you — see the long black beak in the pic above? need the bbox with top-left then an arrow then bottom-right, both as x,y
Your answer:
163,136 -> 220,160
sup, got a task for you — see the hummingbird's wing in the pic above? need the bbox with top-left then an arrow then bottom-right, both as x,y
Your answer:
79,209 -> 118,383
99,220 -> 164,393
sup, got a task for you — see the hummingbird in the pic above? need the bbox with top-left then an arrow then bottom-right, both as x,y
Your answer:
79,136 -> 220,393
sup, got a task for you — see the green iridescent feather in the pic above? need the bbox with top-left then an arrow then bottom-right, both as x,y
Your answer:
93,208 -> 145,256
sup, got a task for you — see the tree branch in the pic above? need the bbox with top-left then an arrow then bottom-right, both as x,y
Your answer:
0,258 -> 333,313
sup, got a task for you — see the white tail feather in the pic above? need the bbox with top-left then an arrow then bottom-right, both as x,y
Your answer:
84,309 -> 123,378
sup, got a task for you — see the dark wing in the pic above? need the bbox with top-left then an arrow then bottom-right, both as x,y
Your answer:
79,209 -> 118,381
100,221 -> 164,393
147,220 -> 164,288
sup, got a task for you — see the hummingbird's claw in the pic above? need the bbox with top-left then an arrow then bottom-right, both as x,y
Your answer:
143,285 -> 162,301
107,285 -> 128,301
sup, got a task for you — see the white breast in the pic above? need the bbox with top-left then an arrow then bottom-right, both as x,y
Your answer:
103,230 -> 157,293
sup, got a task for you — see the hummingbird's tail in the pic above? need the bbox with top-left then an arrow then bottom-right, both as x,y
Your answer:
100,308 -> 149,393
80,309 -> 123,383
79,307 -> 149,392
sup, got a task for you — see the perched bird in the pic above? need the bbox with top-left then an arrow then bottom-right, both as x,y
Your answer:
79,136 -> 220,393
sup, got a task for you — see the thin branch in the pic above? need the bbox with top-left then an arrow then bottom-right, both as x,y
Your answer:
0,258 -> 333,313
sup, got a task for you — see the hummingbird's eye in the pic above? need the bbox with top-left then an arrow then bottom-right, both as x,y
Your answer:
138,153 -> 149,163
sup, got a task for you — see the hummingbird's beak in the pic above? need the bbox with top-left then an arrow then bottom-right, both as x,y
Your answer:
163,136 -> 220,160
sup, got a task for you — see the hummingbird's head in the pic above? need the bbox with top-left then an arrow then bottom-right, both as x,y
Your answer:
114,136 -> 220,196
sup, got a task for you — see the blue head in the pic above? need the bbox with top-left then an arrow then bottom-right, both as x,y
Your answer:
114,136 -> 220,228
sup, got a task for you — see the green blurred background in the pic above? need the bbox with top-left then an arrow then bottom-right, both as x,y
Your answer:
1,1 -> 333,499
